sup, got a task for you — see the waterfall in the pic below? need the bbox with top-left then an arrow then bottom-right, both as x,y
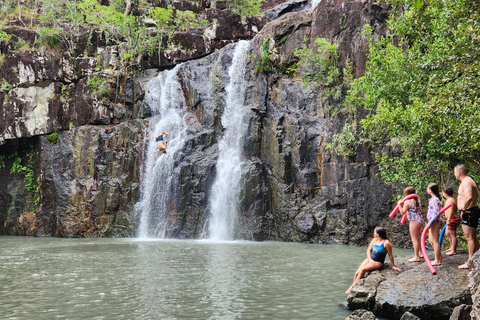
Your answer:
310,0 -> 322,10
136,65 -> 187,238
208,40 -> 251,241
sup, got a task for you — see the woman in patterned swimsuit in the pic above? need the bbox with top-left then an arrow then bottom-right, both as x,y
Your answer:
345,227 -> 401,295
399,186 -> 424,262
427,183 -> 444,266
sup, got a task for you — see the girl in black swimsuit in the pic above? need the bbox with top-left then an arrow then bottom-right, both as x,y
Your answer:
346,227 -> 401,295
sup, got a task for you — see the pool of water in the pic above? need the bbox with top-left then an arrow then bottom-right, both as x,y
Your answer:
0,237 -> 411,319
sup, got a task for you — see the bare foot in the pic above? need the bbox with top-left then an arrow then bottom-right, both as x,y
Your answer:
408,257 -> 421,262
458,262 -> 469,269
446,251 -> 457,256
419,253 -> 424,259
441,257 -> 445,262
431,260 -> 442,266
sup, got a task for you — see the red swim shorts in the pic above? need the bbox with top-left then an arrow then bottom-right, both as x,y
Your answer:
448,216 -> 462,231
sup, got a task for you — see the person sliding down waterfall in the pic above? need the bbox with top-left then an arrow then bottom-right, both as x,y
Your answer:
151,132 -> 168,157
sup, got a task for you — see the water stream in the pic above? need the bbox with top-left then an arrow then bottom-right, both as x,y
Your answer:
135,66 -> 188,238
208,40 -> 251,241
0,236 -> 412,319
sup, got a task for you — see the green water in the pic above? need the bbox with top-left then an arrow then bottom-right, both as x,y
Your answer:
0,237 -> 411,319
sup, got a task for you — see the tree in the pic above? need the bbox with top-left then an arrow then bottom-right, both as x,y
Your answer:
342,0 -> 480,190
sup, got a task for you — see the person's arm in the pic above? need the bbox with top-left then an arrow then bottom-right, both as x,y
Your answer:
444,200 -> 452,225
385,241 -> 401,271
398,199 -> 412,215
366,239 -> 374,262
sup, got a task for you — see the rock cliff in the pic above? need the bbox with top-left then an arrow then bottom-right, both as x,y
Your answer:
0,0 -> 415,244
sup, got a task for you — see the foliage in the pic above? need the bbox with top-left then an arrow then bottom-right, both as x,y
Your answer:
0,29 -> 11,42
295,38 -> 343,101
87,76 -> 111,99
255,37 -> 275,74
1,78 -> 13,93
13,38 -> 29,51
10,149 -> 40,206
36,27 -> 61,49
327,122 -> 358,159
336,0 -> 480,191
46,131 -> 60,144
226,0 -> 264,16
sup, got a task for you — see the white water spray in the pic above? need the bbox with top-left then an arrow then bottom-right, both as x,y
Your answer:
208,40 -> 251,241
136,66 -> 187,238
310,0 -> 322,10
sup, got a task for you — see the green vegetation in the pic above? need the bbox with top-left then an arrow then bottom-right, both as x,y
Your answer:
47,131 -> 60,144
295,38 -> 344,103
87,76 -> 112,99
8,148 -> 40,207
330,0 -> 480,191
1,78 -> 13,93
0,0 -> 263,75
255,37 -> 275,74
36,27 -> 61,49
227,0 -> 263,17
294,37 -> 354,127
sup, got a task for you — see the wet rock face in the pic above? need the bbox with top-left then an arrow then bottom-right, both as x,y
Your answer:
346,253 -> 472,320
35,120 -> 147,237
1,0 -> 405,243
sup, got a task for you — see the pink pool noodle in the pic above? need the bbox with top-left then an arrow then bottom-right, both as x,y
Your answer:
389,194 -> 419,218
421,203 -> 453,275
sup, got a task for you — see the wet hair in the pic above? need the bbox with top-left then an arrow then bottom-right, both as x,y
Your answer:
375,226 -> 388,240
443,186 -> 454,197
403,186 -> 419,206
428,183 -> 440,198
455,164 -> 468,175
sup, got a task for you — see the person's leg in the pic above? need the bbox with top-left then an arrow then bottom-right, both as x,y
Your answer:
429,222 -> 443,265
409,221 -> 422,262
446,228 -> 458,255
346,259 -> 382,294
458,224 -> 477,269
346,259 -> 368,294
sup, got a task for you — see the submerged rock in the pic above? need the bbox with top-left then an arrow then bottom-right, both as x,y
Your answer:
346,252 -> 472,320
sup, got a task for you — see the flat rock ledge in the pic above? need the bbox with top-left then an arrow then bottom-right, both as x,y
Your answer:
346,251 -> 472,320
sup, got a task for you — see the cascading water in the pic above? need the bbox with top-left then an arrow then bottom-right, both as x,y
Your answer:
310,0 -> 322,10
136,66 -> 187,238
208,40 -> 251,241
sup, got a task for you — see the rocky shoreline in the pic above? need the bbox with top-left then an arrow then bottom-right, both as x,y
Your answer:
345,250 -> 480,320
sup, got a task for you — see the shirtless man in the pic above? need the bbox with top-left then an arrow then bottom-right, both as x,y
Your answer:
151,132 -> 168,157
454,164 -> 480,269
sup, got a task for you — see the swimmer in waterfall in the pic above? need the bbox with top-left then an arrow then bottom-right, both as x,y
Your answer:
345,227 -> 401,295
151,132 -> 168,157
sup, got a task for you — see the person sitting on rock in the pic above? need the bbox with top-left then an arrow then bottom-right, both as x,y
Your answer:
346,226 -> 401,295
442,187 -> 460,256
151,131 -> 168,157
